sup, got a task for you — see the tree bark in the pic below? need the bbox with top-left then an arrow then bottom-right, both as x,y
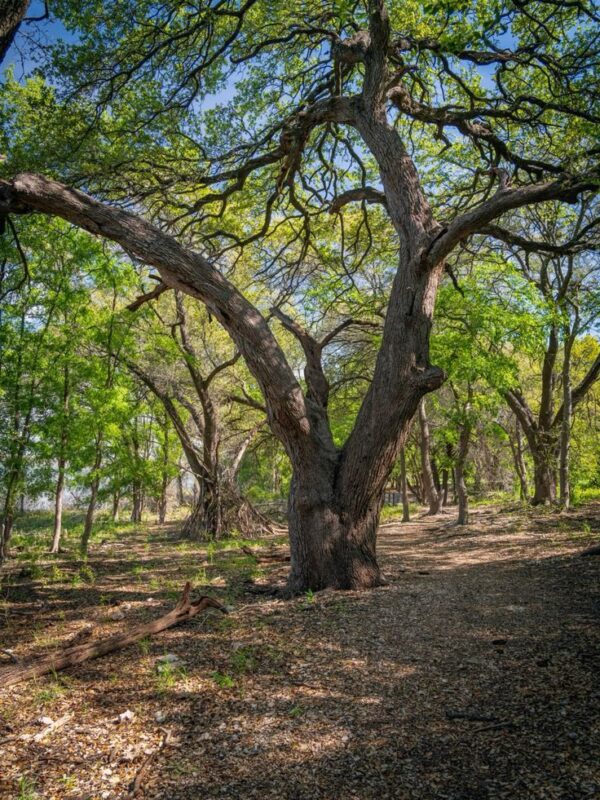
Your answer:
418,399 -> 441,514
530,435 -> 557,505
0,0 -> 29,66
399,447 -> 410,522
112,490 -> 120,522
513,419 -> 529,501
559,318 -> 577,509
286,464 -> 384,594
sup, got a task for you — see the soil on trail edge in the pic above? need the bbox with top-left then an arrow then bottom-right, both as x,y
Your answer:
1,503 -> 599,800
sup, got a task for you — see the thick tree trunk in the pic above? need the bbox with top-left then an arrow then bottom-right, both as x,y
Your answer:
531,443 -> 557,505
399,447 -> 410,522
418,399 -> 441,514
0,0 -> 29,65
286,468 -> 383,594
181,480 -> 221,540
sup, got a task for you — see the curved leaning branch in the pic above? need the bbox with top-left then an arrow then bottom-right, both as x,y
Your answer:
426,174 -> 600,267
0,173 -> 311,450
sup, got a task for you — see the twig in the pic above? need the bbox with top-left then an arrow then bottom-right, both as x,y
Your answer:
127,728 -> 172,798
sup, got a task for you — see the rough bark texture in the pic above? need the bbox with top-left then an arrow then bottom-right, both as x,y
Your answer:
400,448 -> 410,522
0,0 -> 29,65
559,322 -> 577,509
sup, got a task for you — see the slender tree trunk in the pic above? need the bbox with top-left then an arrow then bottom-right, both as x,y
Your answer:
418,399 -> 441,514
157,484 -> 168,524
441,469 -> 449,507
131,481 -> 143,523
50,364 -> 69,554
455,416 -> 472,526
431,458 -> 441,493
80,438 -> 102,555
112,490 -> 120,522
176,471 -> 185,507
50,459 -> 66,554
0,487 -> 16,561
514,420 -> 529,501
559,321 -> 577,509
399,447 -> 410,522
157,413 -> 170,524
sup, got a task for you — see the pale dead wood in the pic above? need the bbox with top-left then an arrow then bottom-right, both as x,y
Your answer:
0,583 -> 227,688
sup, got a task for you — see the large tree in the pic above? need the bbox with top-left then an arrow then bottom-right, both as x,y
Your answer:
0,0 -> 598,590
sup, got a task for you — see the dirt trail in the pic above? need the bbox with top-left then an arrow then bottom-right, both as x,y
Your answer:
1,504 -> 599,799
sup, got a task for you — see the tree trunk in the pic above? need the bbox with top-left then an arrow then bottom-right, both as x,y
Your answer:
0,496 -> 15,561
559,322 -> 576,509
514,420 -> 529,502
441,468 -> 449,507
80,439 -> 103,555
176,471 -> 185,507
112,490 -> 120,522
286,467 -> 383,595
0,0 -> 29,65
131,481 -> 143,523
399,447 -> 410,522
50,457 -> 66,554
531,437 -> 557,505
157,481 -> 168,524
455,415 -> 472,526
418,399 -> 441,514
181,478 -> 221,540
50,364 -> 69,554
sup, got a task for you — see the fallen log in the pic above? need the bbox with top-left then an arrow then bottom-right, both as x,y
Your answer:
0,583 -> 226,688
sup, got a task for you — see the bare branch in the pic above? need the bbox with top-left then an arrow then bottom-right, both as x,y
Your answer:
126,282 -> 169,311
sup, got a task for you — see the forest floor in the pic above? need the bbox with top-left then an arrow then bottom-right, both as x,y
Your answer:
0,502 -> 599,800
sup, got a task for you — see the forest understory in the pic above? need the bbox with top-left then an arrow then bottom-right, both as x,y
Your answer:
1,503 -> 598,800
